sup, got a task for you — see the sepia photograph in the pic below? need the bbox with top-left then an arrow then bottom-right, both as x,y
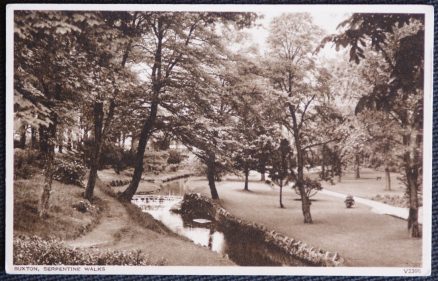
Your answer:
5,4 -> 433,276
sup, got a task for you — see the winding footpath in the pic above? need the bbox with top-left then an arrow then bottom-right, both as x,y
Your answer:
65,173 -> 234,266
320,189 -> 423,224
66,186 -> 131,248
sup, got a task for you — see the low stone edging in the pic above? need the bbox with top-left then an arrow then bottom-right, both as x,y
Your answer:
110,172 -> 194,188
180,193 -> 344,267
110,179 -> 131,187
160,173 -> 194,183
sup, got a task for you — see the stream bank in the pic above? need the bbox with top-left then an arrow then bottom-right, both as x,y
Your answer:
177,193 -> 344,266
64,171 -> 234,266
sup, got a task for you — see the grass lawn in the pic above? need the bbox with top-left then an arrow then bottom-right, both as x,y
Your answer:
190,174 -> 421,267
320,167 -> 406,199
14,174 -> 105,240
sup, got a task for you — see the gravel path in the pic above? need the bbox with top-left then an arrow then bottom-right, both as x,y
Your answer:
320,189 -> 423,224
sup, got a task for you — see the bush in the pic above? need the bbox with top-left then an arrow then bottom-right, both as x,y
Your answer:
344,195 -> 355,208
53,156 -> 86,187
167,150 -> 184,165
14,235 -> 165,265
372,194 -> 415,208
294,177 -> 323,198
100,146 -> 137,174
14,149 -> 42,179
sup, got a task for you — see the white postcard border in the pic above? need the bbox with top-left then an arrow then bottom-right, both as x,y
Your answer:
5,4 -> 434,276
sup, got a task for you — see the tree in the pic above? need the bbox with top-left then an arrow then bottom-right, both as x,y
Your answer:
14,11 -> 87,217
264,13 -> 332,223
224,55 -> 279,191
321,13 -> 424,237
78,12 -> 144,201
268,139 -> 294,208
120,12 -> 256,201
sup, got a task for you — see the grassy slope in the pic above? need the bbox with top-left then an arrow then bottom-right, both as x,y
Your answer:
189,172 -> 421,267
14,175 -> 105,240
68,170 -> 234,266
15,170 -> 233,266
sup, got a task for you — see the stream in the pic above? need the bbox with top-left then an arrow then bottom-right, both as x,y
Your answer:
131,177 -> 307,266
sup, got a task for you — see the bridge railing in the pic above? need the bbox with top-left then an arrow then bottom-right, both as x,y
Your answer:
131,195 -> 183,206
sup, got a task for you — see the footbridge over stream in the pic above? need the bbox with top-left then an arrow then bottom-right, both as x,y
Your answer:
131,194 -> 183,211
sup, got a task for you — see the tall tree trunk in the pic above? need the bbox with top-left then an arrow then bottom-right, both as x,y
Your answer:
66,128 -> 73,151
31,127 -> 37,149
279,180 -> 284,208
38,116 -> 57,218
260,158 -> 266,181
338,167 -> 342,183
85,100 -> 116,200
39,149 -> 54,218
355,153 -> 360,179
244,166 -> 249,191
321,148 -> 326,180
39,126 -> 48,154
207,153 -> 219,200
122,19 -> 164,201
384,166 -> 391,191
130,134 -> 137,153
122,132 -> 126,149
121,101 -> 159,201
19,125 -> 27,148
405,128 -> 421,238
289,105 -> 312,223
84,102 -> 104,201
84,36 -> 131,200
406,164 -> 420,237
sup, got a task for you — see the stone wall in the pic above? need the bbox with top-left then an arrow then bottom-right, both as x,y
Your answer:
181,193 -> 344,267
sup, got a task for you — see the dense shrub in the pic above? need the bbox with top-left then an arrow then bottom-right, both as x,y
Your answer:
167,150 -> 184,165
372,193 -> 423,208
294,177 -> 323,198
53,156 -> 86,187
14,235 -> 165,265
14,149 -> 42,179
100,146 -> 137,173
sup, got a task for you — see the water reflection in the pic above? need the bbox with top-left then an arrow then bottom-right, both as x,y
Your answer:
148,177 -> 191,196
134,179 -> 307,266
144,199 -> 226,254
